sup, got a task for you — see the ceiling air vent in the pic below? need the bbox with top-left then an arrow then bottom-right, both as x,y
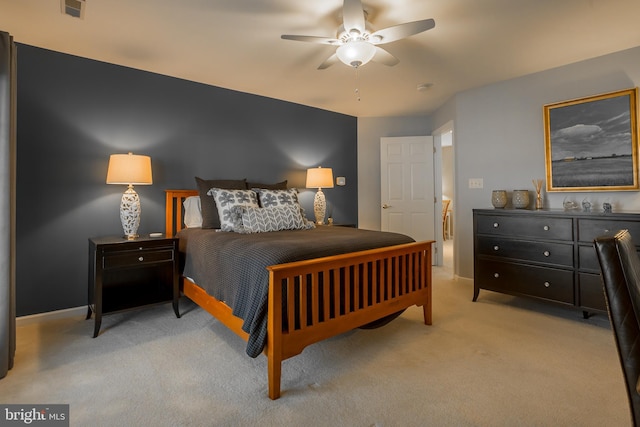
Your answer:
61,0 -> 86,19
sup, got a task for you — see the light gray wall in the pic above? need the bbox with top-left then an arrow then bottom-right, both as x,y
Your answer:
357,116 -> 432,230
431,45 -> 640,279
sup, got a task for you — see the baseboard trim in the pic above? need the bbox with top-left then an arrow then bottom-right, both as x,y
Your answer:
17,306 -> 87,327
456,275 -> 473,286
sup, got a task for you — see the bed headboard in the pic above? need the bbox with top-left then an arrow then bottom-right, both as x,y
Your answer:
165,189 -> 198,237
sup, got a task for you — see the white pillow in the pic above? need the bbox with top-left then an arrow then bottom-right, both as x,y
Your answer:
207,188 -> 259,231
236,205 -> 308,233
183,196 -> 202,228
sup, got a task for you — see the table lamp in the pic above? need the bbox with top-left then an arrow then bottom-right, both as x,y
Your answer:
106,152 -> 153,239
306,166 -> 334,225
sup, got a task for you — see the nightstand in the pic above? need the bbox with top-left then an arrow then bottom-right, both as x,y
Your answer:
87,235 -> 180,337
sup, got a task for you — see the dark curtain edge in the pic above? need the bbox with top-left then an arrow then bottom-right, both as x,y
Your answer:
0,30 -> 17,378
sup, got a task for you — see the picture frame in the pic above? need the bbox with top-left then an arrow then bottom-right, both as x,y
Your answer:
543,87 -> 639,192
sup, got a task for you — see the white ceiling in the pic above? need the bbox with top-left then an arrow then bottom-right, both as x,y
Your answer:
2,0 -> 640,117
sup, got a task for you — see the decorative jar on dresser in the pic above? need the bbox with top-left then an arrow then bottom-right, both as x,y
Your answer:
473,208 -> 640,317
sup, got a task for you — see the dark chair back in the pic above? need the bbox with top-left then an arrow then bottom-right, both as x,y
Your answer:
594,230 -> 640,426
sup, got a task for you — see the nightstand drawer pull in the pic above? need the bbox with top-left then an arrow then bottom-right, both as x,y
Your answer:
493,245 -> 499,251
138,256 -> 144,262
493,222 -> 499,228
494,273 -> 500,278
544,281 -> 550,288
543,225 -> 550,231
543,251 -> 550,257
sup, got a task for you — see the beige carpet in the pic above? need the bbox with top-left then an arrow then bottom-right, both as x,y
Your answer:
0,251 -> 630,426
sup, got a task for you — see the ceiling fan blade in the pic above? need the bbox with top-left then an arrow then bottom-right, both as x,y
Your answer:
281,35 -> 340,45
370,19 -> 435,44
372,47 -> 399,66
317,53 -> 340,70
342,0 -> 366,33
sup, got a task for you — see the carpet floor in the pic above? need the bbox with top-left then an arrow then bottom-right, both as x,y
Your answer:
0,254 -> 630,426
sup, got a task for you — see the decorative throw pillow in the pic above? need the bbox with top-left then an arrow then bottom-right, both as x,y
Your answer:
207,188 -> 259,231
237,205 -> 307,233
253,188 -> 314,226
195,177 -> 246,229
253,188 -> 300,208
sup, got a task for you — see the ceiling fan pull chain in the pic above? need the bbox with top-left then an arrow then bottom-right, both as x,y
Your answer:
354,68 -> 361,102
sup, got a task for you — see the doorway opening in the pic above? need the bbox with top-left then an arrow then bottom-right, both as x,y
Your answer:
434,121 -> 455,271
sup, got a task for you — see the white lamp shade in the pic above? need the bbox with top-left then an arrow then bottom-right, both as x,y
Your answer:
306,167 -> 334,189
336,40 -> 376,68
106,153 -> 153,185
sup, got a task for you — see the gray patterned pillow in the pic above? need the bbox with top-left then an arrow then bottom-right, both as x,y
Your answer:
237,205 -> 307,233
253,188 -> 300,208
207,188 -> 259,231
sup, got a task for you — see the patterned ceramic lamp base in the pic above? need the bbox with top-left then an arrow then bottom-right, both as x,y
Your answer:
120,185 -> 141,239
313,188 -> 326,225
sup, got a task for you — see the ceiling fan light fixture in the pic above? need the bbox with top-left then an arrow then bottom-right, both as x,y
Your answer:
336,40 -> 376,68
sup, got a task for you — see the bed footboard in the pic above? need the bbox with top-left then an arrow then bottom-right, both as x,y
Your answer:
266,240 -> 432,399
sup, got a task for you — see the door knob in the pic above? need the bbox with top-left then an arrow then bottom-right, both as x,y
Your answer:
382,204 -> 391,209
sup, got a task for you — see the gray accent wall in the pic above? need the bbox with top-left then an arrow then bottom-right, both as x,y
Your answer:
16,44 -> 357,316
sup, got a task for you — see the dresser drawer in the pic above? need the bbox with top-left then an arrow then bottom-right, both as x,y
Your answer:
476,260 -> 574,304
477,236 -> 573,267
103,249 -> 174,269
476,214 -> 573,241
578,244 -> 600,272
578,273 -> 607,312
577,219 -> 640,243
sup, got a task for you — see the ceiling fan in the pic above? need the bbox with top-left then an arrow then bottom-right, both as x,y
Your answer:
281,0 -> 435,70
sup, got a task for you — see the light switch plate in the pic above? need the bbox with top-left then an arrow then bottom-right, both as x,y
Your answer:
469,178 -> 483,189
336,176 -> 346,186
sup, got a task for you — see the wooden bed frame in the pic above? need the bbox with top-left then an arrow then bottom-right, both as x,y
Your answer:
165,189 -> 433,399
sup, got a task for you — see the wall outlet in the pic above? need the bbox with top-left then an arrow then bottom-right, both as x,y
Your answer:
336,176 -> 346,186
469,178 -> 484,189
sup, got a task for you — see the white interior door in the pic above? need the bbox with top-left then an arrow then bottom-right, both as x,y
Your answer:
381,136 -> 435,244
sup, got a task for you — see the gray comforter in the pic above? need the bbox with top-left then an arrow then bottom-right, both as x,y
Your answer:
178,226 -> 414,357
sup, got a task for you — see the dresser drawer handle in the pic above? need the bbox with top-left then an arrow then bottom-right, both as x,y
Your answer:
543,225 -> 550,231
138,256 -> 144,262
493,222 -> 499,228
494,273 -> 500,278
493,245 -> 499,251
544,281 -> 550,288
543,251 -> 550,257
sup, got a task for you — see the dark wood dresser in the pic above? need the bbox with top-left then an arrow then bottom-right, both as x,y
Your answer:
473,208 -> 640,316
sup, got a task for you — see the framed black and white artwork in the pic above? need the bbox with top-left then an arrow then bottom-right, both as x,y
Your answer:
544,88 -> 638,192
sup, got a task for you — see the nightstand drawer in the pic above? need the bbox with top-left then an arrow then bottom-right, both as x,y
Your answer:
103,249 -> 174,269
